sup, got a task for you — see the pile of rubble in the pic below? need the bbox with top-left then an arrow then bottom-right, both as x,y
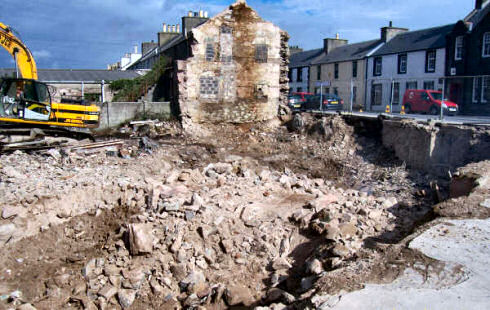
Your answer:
0,115 -> 445,309
1,151 -> 433,309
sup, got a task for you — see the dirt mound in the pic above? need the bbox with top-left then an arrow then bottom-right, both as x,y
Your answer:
0,115 -> 456,309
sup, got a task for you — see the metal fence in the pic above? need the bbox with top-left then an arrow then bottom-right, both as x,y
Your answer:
309,75 -> 490,117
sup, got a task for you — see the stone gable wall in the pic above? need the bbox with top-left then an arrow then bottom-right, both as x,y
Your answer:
177,0 -> 289,124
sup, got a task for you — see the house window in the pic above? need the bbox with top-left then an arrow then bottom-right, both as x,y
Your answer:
334,87 -> 338,96
317,65 -> 321,80
205,43 -> 215,62
334,63 -> 339,79
297,68 -> 303,82
371,84 -> 382,106
325,87 -> 330,94
373,57 -> 382,76
406,81 -> 417,90
314,87 -> 320,94
455,36 -> 463,60
474,77 -> 490,103
483,33 -> 490,57
473,77 -> 481,103
352,61 -> 358,78
352,86 -> 357,103
255,44 -> 268,63
392,82 -> 400,105
297,87 -> 303,93
483,77 -> 490,102
398,54 -> 407,74
423,81 -> 435,90
288,69 -> 292,82
426,50 -> 436,72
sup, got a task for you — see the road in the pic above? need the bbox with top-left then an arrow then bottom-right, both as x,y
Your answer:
304,110 -> 490,126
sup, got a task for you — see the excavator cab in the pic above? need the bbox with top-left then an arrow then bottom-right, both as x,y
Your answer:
0,78 -> 51,121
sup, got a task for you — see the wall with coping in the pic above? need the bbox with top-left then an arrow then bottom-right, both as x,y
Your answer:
94,101 -> 171,131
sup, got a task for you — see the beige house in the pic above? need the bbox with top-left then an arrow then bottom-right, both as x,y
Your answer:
309,38 -> 383,110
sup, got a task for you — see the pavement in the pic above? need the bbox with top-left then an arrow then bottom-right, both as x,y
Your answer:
322,218 -> 490,310
306,110 -> 490,126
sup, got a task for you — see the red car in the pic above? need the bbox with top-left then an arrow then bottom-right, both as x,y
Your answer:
402,89 -> 458,115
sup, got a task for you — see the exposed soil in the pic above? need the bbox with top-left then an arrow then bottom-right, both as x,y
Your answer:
0,115 -> 484,310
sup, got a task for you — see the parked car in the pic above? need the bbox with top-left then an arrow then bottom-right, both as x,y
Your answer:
291,92 -> 313,103
402,89 -> 458,115
302,93 -> 343,111
287,95 -> 302,111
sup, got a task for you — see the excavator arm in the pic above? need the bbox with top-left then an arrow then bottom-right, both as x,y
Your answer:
0,22 -> 37,80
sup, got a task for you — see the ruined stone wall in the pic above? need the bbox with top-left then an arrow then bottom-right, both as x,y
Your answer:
382,120 -> 490,176
177,0 -> 289,124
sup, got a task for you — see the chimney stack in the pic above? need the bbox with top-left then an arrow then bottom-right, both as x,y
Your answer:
380,21 -> 408,42
323,35 -> 348,55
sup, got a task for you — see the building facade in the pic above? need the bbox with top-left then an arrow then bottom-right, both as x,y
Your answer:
366,24 -> 454,112
309,38 -> 383,110
288,48 -> 322,93
445,0 -> 490,115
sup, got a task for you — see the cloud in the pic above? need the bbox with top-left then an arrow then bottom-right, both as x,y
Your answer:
33,50 -> 52,59
0,0 -> 476,69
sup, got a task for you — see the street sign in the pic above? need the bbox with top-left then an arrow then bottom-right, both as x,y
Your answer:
315,81 -> 331,87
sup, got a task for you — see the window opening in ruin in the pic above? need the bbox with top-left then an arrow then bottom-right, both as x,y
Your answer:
255,44 -> 268,63
221,26 -> 232,34
199,76 -> 219,97
205,43 -> 215,62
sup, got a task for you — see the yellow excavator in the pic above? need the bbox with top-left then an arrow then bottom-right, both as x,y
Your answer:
0,22 -> 99,144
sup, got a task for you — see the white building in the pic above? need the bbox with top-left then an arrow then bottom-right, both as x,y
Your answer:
366,24 -> 455,112
108,46 -> 142,71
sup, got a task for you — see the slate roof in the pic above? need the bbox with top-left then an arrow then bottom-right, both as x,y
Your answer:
0,69 -> 141,82
311,39 -> 383,65
465,2 -> 490,25
289,48 -> 323,68
372,24 -> 455,56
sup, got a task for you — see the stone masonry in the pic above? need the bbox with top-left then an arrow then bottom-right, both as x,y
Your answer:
177,0 -> 289,124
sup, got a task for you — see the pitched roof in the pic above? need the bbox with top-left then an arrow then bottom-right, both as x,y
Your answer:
311,39 -> 383,65
466,3 -> 490,26
0,69 -> 141,82
289,48 -> 323,68
372,24 -> 455,56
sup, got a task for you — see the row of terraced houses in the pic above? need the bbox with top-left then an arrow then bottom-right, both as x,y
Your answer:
289,0 -> 490,115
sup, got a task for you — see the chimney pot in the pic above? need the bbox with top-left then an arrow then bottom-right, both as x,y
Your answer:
389,21 -> 393,27
176,24 -> 180,32
336,33 -> 339,39
199,10 -> 203,17
163,23 -> 167,32
204,11 -> 208,18
188,11 -> 193,17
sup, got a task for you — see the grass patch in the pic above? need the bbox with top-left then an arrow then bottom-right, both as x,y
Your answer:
109,56 -> 169,102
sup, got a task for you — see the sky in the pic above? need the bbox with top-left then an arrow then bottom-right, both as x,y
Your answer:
0,0 -> 475,70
